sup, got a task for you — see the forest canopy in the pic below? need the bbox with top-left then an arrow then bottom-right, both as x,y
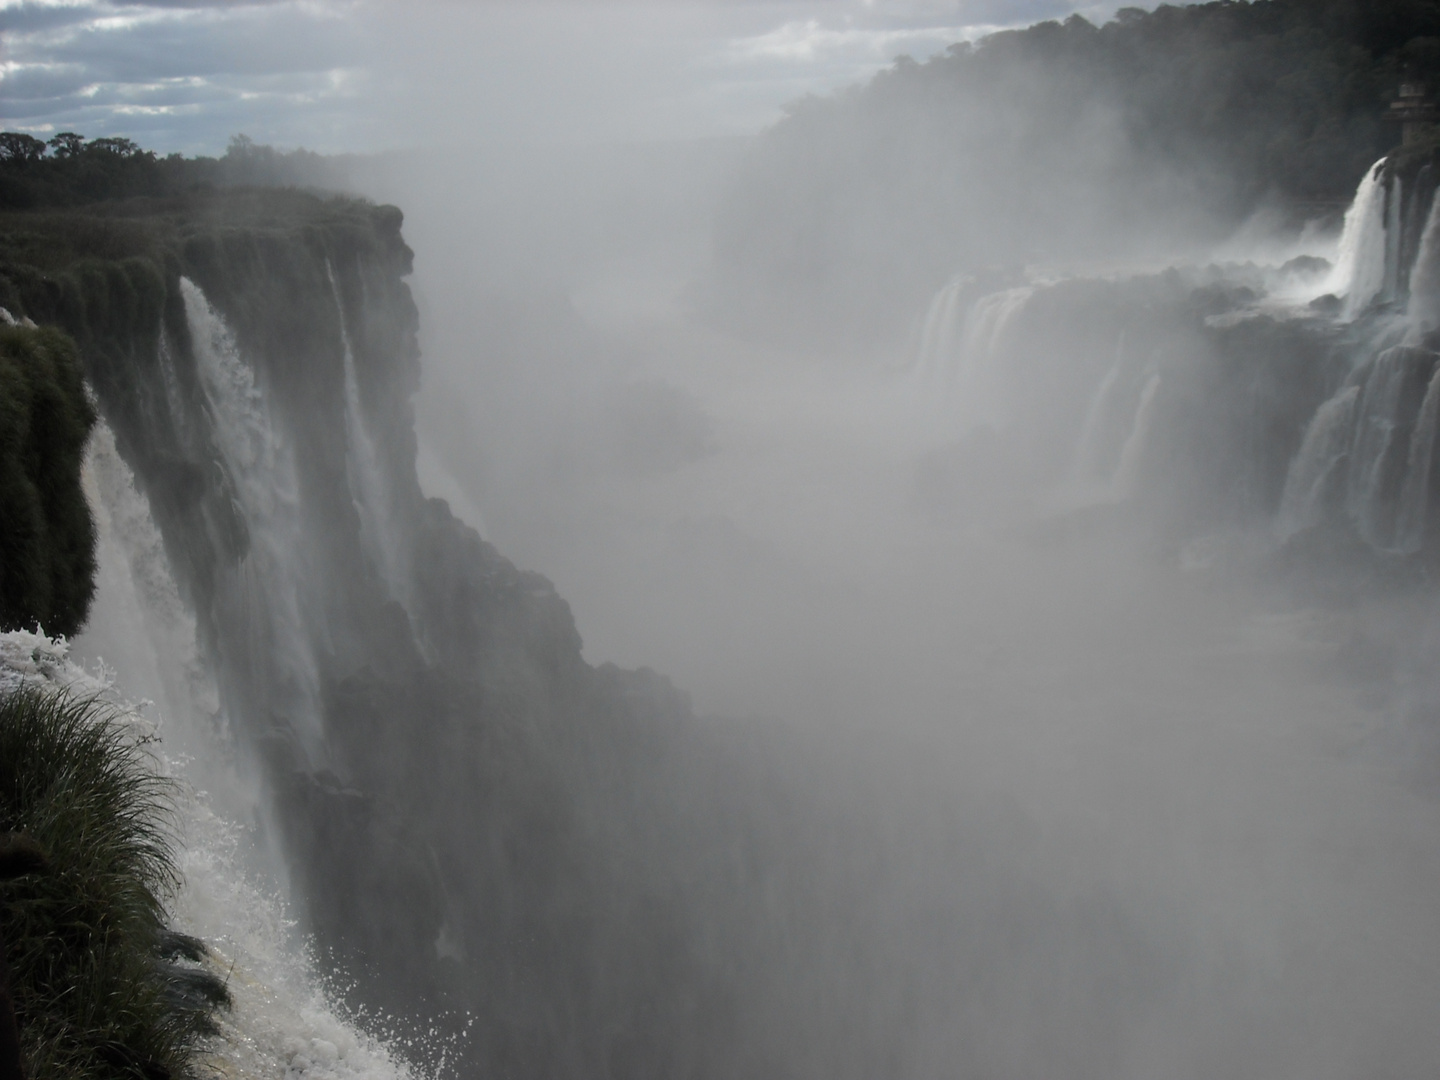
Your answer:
0,132 -> 352,210
707,0 -> 1440,348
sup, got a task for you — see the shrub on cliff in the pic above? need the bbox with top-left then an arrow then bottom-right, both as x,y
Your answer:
0,687 -> 228,1079
0,325 -> 96,638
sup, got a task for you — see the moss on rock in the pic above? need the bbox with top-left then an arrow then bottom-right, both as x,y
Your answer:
0,326 -> 96,638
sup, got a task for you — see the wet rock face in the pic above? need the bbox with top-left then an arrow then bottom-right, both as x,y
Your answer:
0,191 -> 707,1062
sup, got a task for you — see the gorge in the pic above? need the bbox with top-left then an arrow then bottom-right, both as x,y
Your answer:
9,3 -> 1440,1078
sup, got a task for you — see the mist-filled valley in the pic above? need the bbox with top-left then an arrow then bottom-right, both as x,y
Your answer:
7,1 -> 1440,1078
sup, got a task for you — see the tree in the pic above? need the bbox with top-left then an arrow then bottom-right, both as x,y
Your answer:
0,135 -> 46,165
46,133 -> 85,159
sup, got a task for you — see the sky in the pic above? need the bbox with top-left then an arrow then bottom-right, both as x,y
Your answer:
2,0 -> 1146,154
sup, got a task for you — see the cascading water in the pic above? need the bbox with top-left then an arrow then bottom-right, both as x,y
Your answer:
1394,365 -> 1440,553
1109,372 -> 1161,501
0,629 -> 424,1080
1318,159 -> 1388,320
1276,385 -> 1361,540
915,283 -> 1035,432
27,420 -> 434,1078
1408,189 -> 1440,337
181,277 -> 327,765
915,276 -> 973,380
328,264 -> 411,614
1070,336 -> 1127,490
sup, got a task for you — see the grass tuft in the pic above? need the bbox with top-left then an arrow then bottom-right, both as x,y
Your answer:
0,687 -> 228,1078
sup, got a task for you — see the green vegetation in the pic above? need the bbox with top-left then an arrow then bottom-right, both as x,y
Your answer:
0,132 -> 352,211
0,326 -> 97,639
0,688 -> 228,1079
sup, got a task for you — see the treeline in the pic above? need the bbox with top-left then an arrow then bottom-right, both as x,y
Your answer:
0,132 -> 353,209
706,0 -> 1440,350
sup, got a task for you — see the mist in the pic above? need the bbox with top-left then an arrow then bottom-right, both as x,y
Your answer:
32,0 -> 1440,1075
325,15 -> 1440,1075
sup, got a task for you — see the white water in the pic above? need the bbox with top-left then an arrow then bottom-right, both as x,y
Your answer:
0,624 -> 424,1079
1070,338 -> 1127,489
1277,385 -> 1361,541
1110,371 -> 1161,500
1323,159 -> 1388,320
328,264 -> 412,612
40,411 -> 437,1078
1347,349 -> 1414,548
181,277 -> 328,765
1394,365 -> 1440,553
916,283 -> 1035,432
1407,189 -> 1440,337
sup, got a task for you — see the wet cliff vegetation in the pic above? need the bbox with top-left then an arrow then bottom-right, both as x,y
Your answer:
708,0 -> 1440,348
0,326 -> 96,638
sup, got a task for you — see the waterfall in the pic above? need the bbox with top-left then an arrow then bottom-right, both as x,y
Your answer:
327,263 -> 411,612
1276,385 -> 1361,540
1070,332 -> 1130,490
0,630 -> 424,1080
1110,372 -> 1162,500
1408,190 -> 1440,336
1346,347 -> 1417,547
76,422 -> 228,770
1394,365 -> 1440,553
917,284 -> 1035,431
41,417 -> 435,1078
181,277 -> 327,765
915,276 -> 972,381
1323,159 -> 1388,320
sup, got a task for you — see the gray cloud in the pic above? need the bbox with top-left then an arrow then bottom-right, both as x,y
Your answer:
2,0 -> 1145,152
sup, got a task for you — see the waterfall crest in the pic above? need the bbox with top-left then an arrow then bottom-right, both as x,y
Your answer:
1326,159 -> 1388,319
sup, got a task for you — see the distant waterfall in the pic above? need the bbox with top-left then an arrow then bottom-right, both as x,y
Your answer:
1324,159 -> 1388,320
1347,347 -> 1421,547
916,282 -> 1035,430
1394,365 -> 1440,552
915,276 -> 973,379
1110,373 -> 1162,500
1276,385 -> 1361,540
1278,345 -> 1440,551
181,277 -> 327,764
1407,190 -> 1440,336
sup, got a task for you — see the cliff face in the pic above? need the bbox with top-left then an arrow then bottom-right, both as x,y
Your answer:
0,191 -> 732,1071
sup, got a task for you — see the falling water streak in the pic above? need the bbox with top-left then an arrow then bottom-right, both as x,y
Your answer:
78,421 -> 226,756
1346,349 -> 1411,547
1324,159 -> 1388,320
1386,174 -> 1405,303
180,277 -> 327,765
1070,335 -> 1127,488
1408,189 -> 1440,339
326,262 -> 412,614
915,277 -> 969,381
1394,365 -> 1440,553
946,286 -> 1035,428
157,330 -> 192,449
1111,373 -> 1161,500
1276,385 -> 1361,540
